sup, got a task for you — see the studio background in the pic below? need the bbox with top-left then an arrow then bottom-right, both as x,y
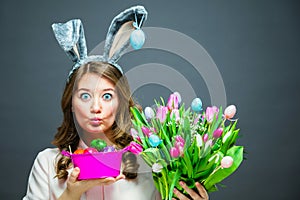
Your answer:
1,0 -> 299,199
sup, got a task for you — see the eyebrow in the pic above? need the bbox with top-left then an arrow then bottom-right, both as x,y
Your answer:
76,88 -> 115,93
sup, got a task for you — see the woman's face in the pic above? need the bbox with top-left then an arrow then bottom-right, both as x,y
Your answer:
72,73 -> 119,138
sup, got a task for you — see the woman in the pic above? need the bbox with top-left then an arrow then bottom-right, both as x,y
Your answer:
23,6 -> 209,200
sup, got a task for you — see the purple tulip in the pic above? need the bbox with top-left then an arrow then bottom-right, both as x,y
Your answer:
156,106 -> 168,123
170,147 -> 180,158
205,106 -> 219,123
141,126 -> 152,137
171,109 -> 180,122
167,93 -> 179,110
144,107 -> 155,120
127,142 -> 143,155
213,128 -> 223,139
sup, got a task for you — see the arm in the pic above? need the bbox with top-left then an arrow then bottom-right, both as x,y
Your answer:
23,151 -> 51,200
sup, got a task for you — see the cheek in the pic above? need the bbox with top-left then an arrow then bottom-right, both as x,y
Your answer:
103,100 -> 119,118
72,99 -> 90,117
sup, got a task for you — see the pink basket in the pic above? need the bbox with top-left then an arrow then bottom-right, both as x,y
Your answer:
62,150 -> 124,180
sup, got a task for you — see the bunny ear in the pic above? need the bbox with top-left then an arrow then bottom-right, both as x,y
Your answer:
103,5 -> 148,63
52,19 -> 87,64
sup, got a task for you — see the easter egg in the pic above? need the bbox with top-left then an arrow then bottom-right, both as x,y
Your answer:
130,29 -> 145,50
191,98 -> 203,113
90,139 -> 107,151
74,148 -> 85,154
103,146 -> 116,152
84,147 -> 98,154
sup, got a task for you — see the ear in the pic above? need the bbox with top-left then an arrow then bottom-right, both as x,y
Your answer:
103,6 -> 147,63
52,19 -> 87,64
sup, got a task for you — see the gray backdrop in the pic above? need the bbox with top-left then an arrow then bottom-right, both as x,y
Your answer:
1,0 -> 299,199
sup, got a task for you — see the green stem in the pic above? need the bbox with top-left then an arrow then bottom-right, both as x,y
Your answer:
168,165 -> 181,200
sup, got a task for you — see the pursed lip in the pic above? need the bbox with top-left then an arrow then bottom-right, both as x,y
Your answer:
90,117 -> 102,121
89,117 -> 102,125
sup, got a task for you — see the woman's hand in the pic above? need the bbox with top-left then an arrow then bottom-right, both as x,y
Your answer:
59,167 -> 125,200
172,181 -> 209,200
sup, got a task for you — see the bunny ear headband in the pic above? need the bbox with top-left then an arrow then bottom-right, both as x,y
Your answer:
51,5 -> 147,81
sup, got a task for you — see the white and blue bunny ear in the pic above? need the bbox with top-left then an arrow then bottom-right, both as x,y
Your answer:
103,5 -> 148,63
52,19 -> 87,76
51,6 -> 148,81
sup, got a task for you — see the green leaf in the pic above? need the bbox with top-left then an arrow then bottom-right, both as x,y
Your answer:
168,168 -> 182,200
182,152 -> 193,178
141,148 -> 161,165
194,166 -> 215,179
130,106 -> 147,126
160,97 -> 165,106
183,114 -> 191,149
203,146 -> 244,190
206,185 -> 218,193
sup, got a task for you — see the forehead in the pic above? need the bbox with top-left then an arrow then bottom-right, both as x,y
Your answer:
76,73 -> 115,90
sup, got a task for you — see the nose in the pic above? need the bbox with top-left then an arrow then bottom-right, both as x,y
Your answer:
90,98 -> 101,113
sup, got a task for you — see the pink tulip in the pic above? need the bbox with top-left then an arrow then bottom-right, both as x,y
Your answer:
175,135 -> 185,144
167,93 -> 179,110
156,106 -> 168,123
130,128 -> 138,137
224,105 -> 236,119
127,142 -> 143,155
175,141 -> 184,150
170,147 -> 180,158
193,114 -> 201,125
176,144 -> 184,156
170,109 -> 180,121
141,126 -> 152,137
213,128 -> 223,139
221,156 -> 234,168
130,128 -> 141,142
150,127 -> 157,133
203,133 -> 209,143
205,106 -> 219,123
173,91 -> 182,104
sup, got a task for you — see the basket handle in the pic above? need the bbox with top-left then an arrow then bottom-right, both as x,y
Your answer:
61,150 -> 72,157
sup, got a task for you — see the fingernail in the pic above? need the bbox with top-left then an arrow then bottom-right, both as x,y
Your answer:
173,188 -> 177,193
179,181 -> 184,186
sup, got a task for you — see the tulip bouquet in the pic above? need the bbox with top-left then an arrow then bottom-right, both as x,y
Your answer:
128,92 -> 244,200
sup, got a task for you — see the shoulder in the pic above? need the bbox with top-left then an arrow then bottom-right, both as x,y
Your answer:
33,148 -> 60,169
35,148 -> 60,160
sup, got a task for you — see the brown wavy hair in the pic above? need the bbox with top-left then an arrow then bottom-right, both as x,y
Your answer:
52,62 -> 140,180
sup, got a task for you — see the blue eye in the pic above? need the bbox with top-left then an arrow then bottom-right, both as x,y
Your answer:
80,93 -> 91,100
103,93 -> 112,101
